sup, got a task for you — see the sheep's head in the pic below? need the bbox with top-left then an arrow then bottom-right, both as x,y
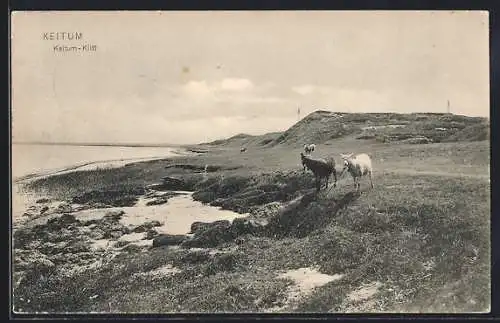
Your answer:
340,153 -> 354,168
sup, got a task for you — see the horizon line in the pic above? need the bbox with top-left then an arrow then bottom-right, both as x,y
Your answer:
12,141 -> 186,148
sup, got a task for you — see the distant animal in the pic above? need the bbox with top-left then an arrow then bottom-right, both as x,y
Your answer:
240,147 -> 247,153
300,152 -> 337,192
339,153 -> 374,191
203,164 -> 209,179
303,143 -> 316,155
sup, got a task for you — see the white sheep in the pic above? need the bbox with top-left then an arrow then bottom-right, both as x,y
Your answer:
303,143 -> 316,155
339,153 -> 374,191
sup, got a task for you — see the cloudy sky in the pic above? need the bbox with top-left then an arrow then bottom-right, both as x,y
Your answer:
11,11 -> 489,144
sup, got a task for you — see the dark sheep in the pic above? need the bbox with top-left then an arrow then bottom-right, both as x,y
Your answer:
300,152 -> 337,192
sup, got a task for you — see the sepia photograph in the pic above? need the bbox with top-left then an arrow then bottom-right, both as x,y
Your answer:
10,10 -> 490,314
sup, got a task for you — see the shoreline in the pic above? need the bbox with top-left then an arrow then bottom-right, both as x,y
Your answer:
11,147 -> 197,225
13,147 -> 193,184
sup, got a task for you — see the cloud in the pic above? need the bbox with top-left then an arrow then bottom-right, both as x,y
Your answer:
292,84 -> 336,96
169,78 -> 291,120
181,80 -> 212,97
220,78 -> 254,91
292,85 -> 316,95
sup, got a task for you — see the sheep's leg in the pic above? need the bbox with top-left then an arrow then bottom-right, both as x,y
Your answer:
333,170 -> 337,187
369,171 -> 374,188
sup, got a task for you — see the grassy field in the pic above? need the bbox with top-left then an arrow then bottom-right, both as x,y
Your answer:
12,112 -> 491,314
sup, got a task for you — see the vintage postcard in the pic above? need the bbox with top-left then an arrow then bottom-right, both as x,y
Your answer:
10,11 -> 490,314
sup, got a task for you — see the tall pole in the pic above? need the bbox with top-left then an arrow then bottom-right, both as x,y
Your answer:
447,100 -> 450,114
297,105 -> 301,121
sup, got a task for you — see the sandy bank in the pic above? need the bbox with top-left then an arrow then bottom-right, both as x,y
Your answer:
13,149 -> 191,184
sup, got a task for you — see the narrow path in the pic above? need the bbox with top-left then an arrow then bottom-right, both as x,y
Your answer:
331,167 -> 489,191
384,169 -> 490,181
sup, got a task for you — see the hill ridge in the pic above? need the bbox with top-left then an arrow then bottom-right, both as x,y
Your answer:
204,110 -> 489,148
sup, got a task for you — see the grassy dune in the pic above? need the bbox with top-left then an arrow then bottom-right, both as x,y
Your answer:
12,112 -> 490,313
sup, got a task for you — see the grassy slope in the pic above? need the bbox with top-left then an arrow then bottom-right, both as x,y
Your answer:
14,112 -> 491,313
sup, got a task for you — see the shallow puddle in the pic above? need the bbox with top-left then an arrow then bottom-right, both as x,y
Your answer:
279,267 -> 344,292
74,192 -> 247,236
269,267 -> 344,312
74,191 -> 248,251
